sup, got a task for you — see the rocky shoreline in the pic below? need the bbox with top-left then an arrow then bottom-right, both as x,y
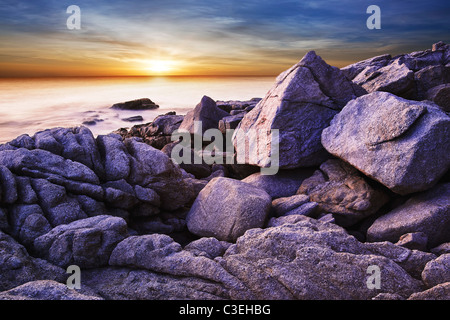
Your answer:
0,42 -> 449,300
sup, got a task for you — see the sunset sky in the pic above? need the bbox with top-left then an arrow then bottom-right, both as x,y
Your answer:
0,0 -> 449,77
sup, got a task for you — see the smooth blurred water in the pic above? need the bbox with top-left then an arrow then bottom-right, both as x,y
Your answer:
0,76 -> 274,143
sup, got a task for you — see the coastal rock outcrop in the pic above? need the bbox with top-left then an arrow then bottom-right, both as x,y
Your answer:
1,43 -> 450,301
322,92 -> 450,195
233,51 -> 363,169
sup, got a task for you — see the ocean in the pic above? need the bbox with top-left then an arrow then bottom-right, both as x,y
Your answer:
0,76 -> 274,144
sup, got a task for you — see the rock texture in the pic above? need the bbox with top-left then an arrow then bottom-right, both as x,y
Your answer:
0,280 -> 102,300
233,51 -> 362,169
178,96 -> 229,135
186,177 -> 271,242
342,41 -> 450,100
34,215 -> 128,269
367,183 -> 450,247
0,231 -> 65,292
297,159 -> 389,226
322,92 -> 450,195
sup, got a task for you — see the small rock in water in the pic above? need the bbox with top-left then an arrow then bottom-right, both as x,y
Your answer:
111,98 -> 159,110
122,116 -> 144,122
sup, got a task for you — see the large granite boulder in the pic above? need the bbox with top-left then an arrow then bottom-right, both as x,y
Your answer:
322,92 -> 450,195
186,177 -> 272,242
367,183 -> 450,248
233,51 -> 362,169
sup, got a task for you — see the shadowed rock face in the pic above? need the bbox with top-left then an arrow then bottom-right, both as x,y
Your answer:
322,92 -> 450,195
233,51 -> 363,170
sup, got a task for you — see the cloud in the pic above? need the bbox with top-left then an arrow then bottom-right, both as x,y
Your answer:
0,0 -> 449,76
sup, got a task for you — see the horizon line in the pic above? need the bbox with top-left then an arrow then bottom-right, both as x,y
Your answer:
0,74 -> 280,79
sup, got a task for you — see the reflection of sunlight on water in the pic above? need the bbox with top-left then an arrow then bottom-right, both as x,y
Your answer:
0,76 -> 274,143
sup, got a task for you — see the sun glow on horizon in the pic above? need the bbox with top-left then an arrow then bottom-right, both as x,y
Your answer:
145,60 -> 177,74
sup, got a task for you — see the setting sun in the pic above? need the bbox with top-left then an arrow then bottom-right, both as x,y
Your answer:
146,60 -> 176,74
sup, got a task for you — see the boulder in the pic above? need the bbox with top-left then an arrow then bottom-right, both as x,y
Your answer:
414,65 -> 450,99
109,234 -> 250,299
367,183 -> 450,247
322,92 -> 450,195
161,141 -> 211,179
0,280 -> 102,300
241,168 -> 315,199
355,59 -> 415,98
111,98 -> 159,110
297,159 -> 389,226
122,116 -> 144,122
395,232 -> 428,251
341,54 -> 392,80
431,243 -> 450,256
421,254 -> 450,288
8,204 -> 52,247
426,84 -> 450,112
96,134 -> 130,181
0,231 -> 65,292
82,267 -> 230,300
218,114 -> 245,133
186,177 -> 272,242
408,282 -> 450,300
34,215 -> 128,268
221,215 -> 423,299
233,51 -> 361,169
271,194 -> 310,216
178,95 -> 229,135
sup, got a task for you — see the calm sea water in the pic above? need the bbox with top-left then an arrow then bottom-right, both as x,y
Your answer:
0,76 -> 274,144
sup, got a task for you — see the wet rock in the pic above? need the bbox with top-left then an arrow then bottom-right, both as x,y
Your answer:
122,116 -> 144,122
111,98 -> 159,110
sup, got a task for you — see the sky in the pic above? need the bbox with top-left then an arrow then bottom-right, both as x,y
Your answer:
0,0 -> 449,77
